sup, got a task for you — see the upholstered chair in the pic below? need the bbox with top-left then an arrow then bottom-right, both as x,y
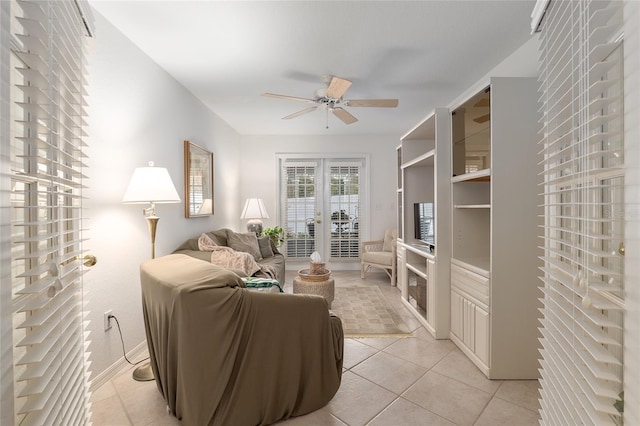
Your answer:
360,228 -> 397,285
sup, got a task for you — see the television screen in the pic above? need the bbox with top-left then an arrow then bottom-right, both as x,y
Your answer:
414,202 -> 434,247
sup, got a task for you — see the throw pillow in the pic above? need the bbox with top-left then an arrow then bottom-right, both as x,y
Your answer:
258,236 -> 274,259
228,231 -> 263,261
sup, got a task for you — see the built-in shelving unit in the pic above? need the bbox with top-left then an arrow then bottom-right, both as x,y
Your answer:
449,77 -> 541,379
397,109 -> 451,339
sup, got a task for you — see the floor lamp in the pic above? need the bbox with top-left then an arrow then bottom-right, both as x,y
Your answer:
122,161 -> 180,381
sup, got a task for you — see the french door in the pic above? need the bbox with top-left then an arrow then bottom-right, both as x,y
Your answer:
280,157 -> 366,263
3,1 -> 93,424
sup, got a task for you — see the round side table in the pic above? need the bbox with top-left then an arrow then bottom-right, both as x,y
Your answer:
293,277 -> 335,308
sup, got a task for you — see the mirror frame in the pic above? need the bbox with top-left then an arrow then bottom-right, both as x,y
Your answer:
184,140 -> 214,218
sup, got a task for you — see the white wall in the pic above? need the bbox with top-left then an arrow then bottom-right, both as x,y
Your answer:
239,134 -> 398,266
85,11 -> 242,378
447,35 -> 540,111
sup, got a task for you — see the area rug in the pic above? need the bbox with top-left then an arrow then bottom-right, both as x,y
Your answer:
330,286 -> 412,338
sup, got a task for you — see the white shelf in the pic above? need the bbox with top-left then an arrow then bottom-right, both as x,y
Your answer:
454,204 -> 490,209
451,168 -> 491,183
403,242 -> 435,259
406,263 -> 428,279
401,149 -> 435,169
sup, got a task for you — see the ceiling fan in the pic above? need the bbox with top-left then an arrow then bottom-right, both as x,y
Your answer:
261,75 -> 399,128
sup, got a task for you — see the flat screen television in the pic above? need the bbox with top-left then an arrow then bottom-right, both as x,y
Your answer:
414,202 -> 435,249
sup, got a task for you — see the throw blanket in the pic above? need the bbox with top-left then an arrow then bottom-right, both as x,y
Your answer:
198,233 -> 277,279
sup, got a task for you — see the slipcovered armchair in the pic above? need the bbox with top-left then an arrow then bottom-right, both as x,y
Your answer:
140,254 -> 344,426
360,228 -> 397,285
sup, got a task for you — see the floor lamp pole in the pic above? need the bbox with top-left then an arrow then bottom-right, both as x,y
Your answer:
146,215 -> 159,260
133,213 -> 159,382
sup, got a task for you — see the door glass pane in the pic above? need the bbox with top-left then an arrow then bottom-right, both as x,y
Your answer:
329,164 -> 360,260
284,165 -> 316,258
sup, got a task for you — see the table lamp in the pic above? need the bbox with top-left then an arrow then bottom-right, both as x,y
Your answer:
241,198 -> 269,235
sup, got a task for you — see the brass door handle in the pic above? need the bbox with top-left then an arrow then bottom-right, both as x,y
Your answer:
60,254 -> 97,267
78,254 -> 97,267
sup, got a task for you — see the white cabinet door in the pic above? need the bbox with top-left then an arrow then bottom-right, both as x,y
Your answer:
398,246 -> 407,300
474,306 -> 490,365
463,299 -> 475,350
451,287 -> 490,368
427,259 -> 436,325
450,290 -> 463,339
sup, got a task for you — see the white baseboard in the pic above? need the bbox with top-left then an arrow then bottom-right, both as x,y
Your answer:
89,341 -> 149,392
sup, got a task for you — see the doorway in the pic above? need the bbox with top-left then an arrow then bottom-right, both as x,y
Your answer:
279,156 -> 367,265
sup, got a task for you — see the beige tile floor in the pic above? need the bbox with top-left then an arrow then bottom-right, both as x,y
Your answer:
91,270 -> 541,426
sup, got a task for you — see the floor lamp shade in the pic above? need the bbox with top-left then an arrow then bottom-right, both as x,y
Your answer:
122,162 -> 181,260
241,198 -> 269,234
122,163 -> 181,204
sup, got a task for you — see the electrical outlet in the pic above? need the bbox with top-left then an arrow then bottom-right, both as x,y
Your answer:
104,310 -> 113,331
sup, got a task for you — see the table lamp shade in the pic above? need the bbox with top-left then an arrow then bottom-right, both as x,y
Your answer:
122,164 -> 181,204
240,198 -> 269,219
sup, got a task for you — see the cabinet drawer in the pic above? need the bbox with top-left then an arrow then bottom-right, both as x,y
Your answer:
451,264 -> 489,307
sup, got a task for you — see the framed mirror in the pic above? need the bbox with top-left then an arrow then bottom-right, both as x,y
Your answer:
184,140 -> 214,217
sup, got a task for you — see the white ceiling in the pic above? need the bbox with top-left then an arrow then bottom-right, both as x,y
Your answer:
89,1 -> 536,137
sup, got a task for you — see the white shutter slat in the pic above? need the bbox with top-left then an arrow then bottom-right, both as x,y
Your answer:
15,171 -> 86,189
541,287 -> 620,347
18,349 -> 56,382
15,83 -> 50,103
17,292 -> 80,340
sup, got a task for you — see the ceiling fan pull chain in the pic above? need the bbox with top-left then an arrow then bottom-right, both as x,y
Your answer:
326,108 -> 329,129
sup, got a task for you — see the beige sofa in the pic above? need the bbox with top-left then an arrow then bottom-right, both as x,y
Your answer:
173,228 -> 285,283
140,254 -> 344,425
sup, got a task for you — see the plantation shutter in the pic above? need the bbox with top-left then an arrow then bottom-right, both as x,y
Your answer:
9,0 -> 93,424
282,161 -> 318,258
534,0 -> 625,424
328,162 -> 361,260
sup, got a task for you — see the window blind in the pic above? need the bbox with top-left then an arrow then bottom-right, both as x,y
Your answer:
10,1 -> 93,424
535,0 -> 624,424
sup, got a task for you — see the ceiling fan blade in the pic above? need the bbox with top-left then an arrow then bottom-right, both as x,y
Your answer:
473,113 -> 491,123
282,106 -> 318,120
332,107 -> 358,125
326,76 -> 352,99
346,99 -> 399,108
262,93 -> 315,103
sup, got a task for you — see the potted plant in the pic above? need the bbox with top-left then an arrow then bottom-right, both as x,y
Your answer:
261,226 -> 285,247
